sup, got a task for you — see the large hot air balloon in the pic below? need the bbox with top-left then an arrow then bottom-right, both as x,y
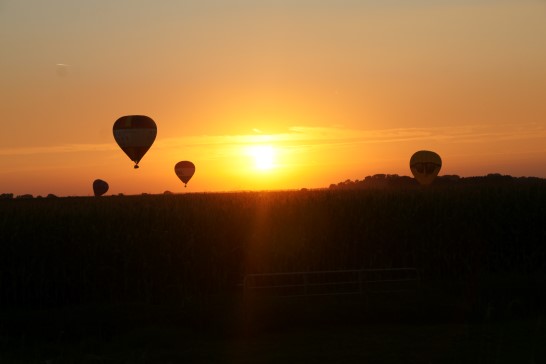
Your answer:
175,161 -> 195,187
93,179 -> 109,197
410,150 -> 442,186
113,115 -> 157,169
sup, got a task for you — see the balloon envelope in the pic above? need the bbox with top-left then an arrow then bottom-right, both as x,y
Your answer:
175,161 -> 195,187
410,150 -> 442,185
113,115 -> 157,168
93,179 -> 109,197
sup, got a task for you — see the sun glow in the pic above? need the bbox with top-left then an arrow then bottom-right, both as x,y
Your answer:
248,145 -> 275,170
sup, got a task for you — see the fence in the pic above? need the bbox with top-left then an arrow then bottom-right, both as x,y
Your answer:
243,268 -> 420,298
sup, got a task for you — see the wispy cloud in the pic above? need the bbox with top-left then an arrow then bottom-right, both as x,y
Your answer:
2,122 -> 545,158
283,123 -> 546,147
0,143 -> 116,157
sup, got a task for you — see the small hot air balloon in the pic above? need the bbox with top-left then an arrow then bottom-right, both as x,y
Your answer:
93,179 -> 109,197
410,150 -> 442,186
175,161 -> 195,187
113,115 -> 157,169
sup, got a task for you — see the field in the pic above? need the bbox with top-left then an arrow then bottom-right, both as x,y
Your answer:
1,184 -> 545,362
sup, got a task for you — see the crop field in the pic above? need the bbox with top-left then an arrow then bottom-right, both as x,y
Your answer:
1,183 -> 545,362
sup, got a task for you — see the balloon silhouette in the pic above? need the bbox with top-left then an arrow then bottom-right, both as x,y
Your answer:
410,150 -> 442,185
174,161 -> 195,187
93,179 -> 109,197
113,115 -> 157,169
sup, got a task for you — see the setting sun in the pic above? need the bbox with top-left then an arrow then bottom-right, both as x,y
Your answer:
248,145 -> 275,171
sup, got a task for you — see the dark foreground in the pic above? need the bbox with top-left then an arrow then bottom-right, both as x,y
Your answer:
1,294 -> 545,363
1,184 -> 545,362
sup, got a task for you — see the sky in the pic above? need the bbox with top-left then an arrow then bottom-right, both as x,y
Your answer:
1,0 -> 546,196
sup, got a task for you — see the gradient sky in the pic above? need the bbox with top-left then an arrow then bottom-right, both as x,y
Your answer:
1,0 -> 546,196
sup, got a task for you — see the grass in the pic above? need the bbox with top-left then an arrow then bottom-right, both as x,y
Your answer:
1,285 -> 545,363
0,298 -> 544,363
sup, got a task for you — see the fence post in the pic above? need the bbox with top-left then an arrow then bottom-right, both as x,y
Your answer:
359,270 -> 363,294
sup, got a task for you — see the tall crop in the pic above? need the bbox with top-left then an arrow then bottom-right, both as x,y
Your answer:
1,185 -> 545,308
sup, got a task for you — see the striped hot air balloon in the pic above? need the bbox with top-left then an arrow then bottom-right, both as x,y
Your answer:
113,115 -> 157,169
93,179 -> 109,197
175,161 -> 195,187
410,150 -> 442,186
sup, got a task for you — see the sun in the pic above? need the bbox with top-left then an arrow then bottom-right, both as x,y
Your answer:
248,145 -> 275,170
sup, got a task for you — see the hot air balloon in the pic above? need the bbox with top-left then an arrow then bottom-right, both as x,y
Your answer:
93,179 -> 109,197
410,150 -> 442,186
175,161 -> 195,187
113,115 -> 157,169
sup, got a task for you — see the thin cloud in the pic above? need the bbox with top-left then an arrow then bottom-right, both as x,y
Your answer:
55,63 -> 71,77
0,143 -> 116,156
2,123 -> 545,158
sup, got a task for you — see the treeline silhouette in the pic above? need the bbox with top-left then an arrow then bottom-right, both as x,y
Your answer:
2,174 -> 545,198
0,193 -> 58,199
329,173 -> 546,189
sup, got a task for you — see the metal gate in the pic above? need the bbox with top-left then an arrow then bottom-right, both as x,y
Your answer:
243,268 -> 420,297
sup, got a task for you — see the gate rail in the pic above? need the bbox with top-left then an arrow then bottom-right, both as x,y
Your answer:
243,268 -> 420,297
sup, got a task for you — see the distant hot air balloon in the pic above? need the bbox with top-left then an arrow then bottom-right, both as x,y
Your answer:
175,161 -> 195,187
113,115 -> 157,169
410,150 -> 442,186
93,179 -> 109,197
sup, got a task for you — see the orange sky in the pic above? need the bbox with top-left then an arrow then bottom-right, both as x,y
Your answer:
1,0 -> 546,196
